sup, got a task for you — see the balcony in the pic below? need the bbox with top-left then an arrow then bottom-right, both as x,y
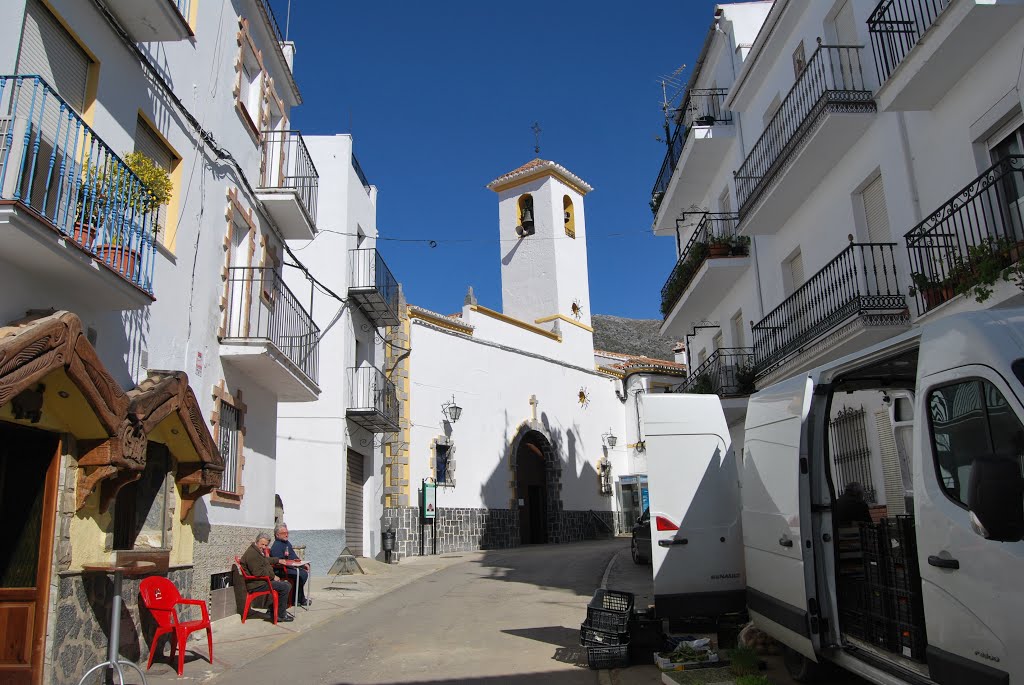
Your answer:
676,347 -> 754,423
869,0 -> 1024,111
104,0 -> 193,41
349,248 -> 400,327
347,366 -> 399,433
257,130 -> 318,239
650,89 -> 733,234
0,75 -> 156,308
752,241 -> 910,385
735,44 -> 876,235
220,267 -> 320,401
905,155 -> 1024,316
660,213 -> 749,337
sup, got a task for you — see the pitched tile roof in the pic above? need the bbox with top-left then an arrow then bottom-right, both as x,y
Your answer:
487,158 -> 593,194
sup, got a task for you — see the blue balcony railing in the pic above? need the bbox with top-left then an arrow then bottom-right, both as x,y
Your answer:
0,75 -> 157,294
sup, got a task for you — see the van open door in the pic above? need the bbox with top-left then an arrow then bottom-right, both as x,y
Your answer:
742,374 -> 819,660
643,394 -> 745,620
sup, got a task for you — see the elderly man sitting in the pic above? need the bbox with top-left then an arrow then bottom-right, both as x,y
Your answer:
270,523 -> 311,607
240,532 -> 293,622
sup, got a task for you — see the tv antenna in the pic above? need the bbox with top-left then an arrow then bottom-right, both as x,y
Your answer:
531,121 -> 542,155
656,64 -> 687,147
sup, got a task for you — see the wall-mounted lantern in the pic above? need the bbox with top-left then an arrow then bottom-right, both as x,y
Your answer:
442,395 -> 462,423
602,428 -> 617,448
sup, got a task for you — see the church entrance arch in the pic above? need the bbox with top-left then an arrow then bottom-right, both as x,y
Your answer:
510,423 -> 562,545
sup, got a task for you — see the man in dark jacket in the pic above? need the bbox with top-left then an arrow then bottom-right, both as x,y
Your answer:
241,532 -> 292,622
834,482 -> 873,528
270,523 -> 310,607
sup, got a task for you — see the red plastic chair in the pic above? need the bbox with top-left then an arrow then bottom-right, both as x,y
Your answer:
139,576 -> 213,676
234,556 -> 279,625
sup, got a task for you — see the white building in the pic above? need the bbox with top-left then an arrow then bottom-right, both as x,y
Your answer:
381,159 -> 686,558
653,0 -> 1024,560
276,133 -> 397,569
0,1 -> 361,682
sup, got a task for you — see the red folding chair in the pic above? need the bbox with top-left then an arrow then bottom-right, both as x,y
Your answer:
139,576 -> 213,676
234,556 -> 279,624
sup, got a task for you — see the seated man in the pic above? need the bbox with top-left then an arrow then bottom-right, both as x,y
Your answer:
240,532 -> 293,622
270,523 -> 311,607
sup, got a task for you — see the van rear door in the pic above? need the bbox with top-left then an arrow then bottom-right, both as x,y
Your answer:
642,394 -> 745,619
742,374 -> 818,659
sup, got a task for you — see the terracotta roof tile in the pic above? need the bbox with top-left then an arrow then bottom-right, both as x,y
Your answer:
487,158 -> 593,194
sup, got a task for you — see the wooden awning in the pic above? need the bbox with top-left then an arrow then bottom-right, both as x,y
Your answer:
0,310 -> 222,520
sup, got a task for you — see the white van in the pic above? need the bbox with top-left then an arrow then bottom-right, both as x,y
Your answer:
739,308 -> 1024,684
641,394 -> 746,620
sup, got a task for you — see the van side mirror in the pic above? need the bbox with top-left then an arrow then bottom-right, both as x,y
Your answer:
968,456 -> 1024,542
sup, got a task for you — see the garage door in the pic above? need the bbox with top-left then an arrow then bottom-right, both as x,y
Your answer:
345,450 -> 365,556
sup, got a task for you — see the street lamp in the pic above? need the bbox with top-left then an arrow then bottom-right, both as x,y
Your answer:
442,395 -> 462,423
602,429 -> 617,448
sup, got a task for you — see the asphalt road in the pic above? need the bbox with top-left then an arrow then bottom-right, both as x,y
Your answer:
212,539 -> 626,685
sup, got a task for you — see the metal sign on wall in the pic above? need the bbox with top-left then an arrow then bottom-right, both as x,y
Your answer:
422,480 -> 436,520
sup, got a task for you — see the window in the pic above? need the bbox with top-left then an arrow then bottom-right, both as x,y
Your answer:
860,174 -> 892,244
928,378 -> 1024,507
134,116 -> 178,245
113,444 -> 172,550
731,311 -> 745,348
792,41 -> 807,77
235,23 -> 264,137
18,0 -> 91,115
784,249 -> 805,296
719,187 -> 732,215
433,438 -> 455,487
563,195 -> 576,238
712,331 -> 724,352
212,382 -> 246,502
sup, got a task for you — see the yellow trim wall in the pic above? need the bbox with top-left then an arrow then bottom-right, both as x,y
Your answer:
469,305 -> 562,342
534,313 -> 594,332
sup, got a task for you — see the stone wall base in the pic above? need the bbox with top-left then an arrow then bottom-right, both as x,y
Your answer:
51,567 -> 193,685
381,506 -> 615,560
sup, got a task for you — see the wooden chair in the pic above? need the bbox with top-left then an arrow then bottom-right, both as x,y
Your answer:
234,556 -> 279,624
139,576 -> 213,676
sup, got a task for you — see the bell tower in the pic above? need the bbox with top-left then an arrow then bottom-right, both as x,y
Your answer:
487,159 -> 594,333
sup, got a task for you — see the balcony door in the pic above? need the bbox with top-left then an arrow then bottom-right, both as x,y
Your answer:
17,0 -> 90,115
989,120 -> 1024,239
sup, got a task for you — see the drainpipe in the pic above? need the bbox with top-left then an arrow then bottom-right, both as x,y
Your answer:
897,112 -> 923,223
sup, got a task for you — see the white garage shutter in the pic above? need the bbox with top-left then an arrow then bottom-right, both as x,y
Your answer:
17,0 -> 90,114
862,176 -> 892,244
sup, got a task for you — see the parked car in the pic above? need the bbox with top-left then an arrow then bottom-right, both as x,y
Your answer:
631,507 -> 651,564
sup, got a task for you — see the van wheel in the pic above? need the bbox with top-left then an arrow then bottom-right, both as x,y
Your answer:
631,538 -> 643,565
783,646 -> 824,682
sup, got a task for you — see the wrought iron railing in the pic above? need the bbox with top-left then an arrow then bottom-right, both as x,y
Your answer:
222,267 -> 320,384
735,43 -> 875,218
868,0 -> 951,86
347,366 -> 399,425
258,0 -> 285,45
259,129 -> 318,225
904,155 -> 1024,314
0,75 -> 157,294
651,89 -> 731,214
677,347 -> 755,397
752,241 -> 906,377
350,248 -> 400,321
352,153 -> 371,194
173,0 -> 192,22
660,213 -> 744,317
830,406 -> 877,503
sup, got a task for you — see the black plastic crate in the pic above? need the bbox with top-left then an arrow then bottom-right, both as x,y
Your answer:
893,621 -> 927,662
628,613 -> 664,648
864,614 -> 896,651
586,643 -> 630,669
587,606 -> 630,633
840,609 -> 866,640
580,622 -> 629,647
889,587 -> 924,625
589,588 -> 634,613
884,516 -> 918,566
865,587 -> 889,619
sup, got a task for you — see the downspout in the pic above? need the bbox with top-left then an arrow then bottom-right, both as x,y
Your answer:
897,112 -> 923,223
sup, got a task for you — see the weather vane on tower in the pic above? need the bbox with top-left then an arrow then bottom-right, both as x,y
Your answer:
531,121 -> 542,155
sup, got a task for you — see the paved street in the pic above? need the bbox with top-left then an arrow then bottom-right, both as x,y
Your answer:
211,539 -> 625,684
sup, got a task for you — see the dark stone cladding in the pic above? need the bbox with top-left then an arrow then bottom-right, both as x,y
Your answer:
51,567 -> 195,685
380,507 -> 615,560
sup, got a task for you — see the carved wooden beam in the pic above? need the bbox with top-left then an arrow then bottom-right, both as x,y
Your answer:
99,470 -> 142,514
76,465 -> 118,511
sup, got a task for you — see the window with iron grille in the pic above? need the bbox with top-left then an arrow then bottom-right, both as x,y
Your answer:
219,402 -> 242,494
829,406 -> 876,503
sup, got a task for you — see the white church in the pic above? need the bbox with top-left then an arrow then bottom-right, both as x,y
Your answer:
377,159 -> 688,558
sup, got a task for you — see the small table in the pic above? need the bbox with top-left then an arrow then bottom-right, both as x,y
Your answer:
77,561 -> 156,685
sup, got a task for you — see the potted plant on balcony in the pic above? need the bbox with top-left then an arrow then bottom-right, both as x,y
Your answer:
735,359 -> 757,395
909,271 -> 956,311
689,373 -> 715,395
95,152 -> 171,281
708,234 -> 732,258
650,191 -> 665,215
729,234 -> 751,257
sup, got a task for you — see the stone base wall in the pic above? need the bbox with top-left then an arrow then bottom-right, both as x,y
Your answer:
381,507 -> 614,559
191,524 -> 263,602
51,567 -> 193,685
287,528 -> 345,575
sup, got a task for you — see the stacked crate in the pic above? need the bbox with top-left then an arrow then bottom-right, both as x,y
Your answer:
580,589 -> 633,669
853,517 -> 927,660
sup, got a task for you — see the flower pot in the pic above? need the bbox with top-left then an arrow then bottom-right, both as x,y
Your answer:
922,284 -> 955,310
72,222 -> 98,250
709,243 -> 730,258
96,245 -> 140,283
1008,240 -> 1024,264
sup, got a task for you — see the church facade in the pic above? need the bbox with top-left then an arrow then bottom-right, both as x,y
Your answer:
380,160 -> 686,558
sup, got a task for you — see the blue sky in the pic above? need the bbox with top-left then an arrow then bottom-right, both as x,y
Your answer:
280,0 -> 723,319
